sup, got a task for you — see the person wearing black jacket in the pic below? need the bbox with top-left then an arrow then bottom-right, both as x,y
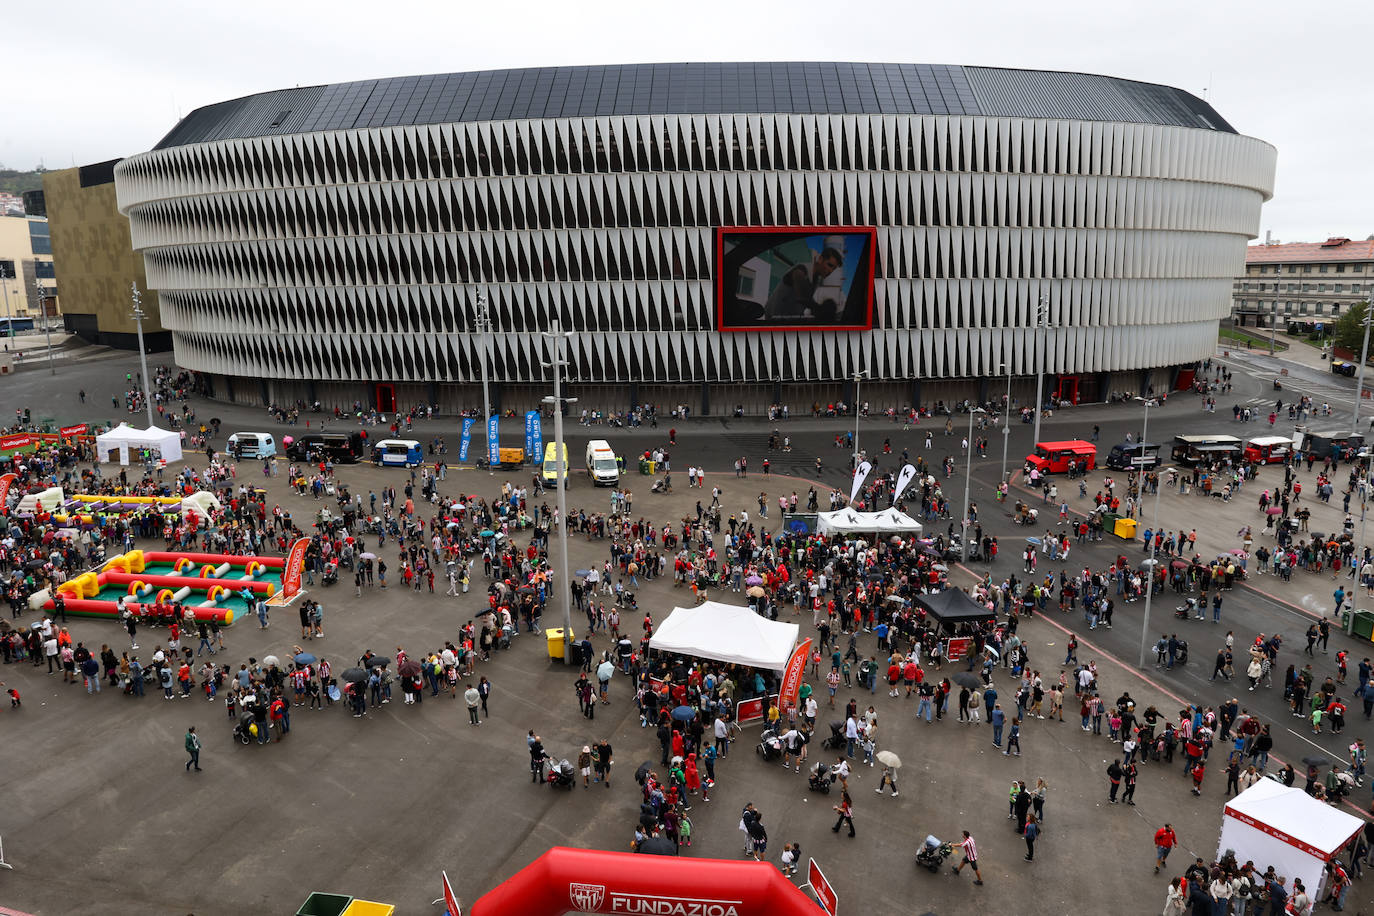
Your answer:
529,736 -> 549,783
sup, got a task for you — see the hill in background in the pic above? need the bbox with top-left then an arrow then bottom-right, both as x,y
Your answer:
0,167 -> 48,197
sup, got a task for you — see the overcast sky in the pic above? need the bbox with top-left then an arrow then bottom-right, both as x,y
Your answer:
8,0 -> 1370,242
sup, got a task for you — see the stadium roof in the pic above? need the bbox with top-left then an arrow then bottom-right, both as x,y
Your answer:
152,62 -> 1236,150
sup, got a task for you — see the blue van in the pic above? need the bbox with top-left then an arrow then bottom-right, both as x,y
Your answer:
373,438 -> 423,468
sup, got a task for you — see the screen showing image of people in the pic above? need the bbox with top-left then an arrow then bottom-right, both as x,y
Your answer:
718,229 -> 873,329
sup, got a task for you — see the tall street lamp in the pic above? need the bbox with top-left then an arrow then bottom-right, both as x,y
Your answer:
961,407 -> 986,561
1032,294 -> 1052,447
34,278 -> 54,375
130,283 -> 156,427
1269,264 -> 1283,355
541,321 -> 577,663
475,292 -> 494,475
1138,467 -> 1173,668
852,368 -> 868,471
1000,362 -> 1012,484
0,263 -> 14,338
1350,307 -> 1372,435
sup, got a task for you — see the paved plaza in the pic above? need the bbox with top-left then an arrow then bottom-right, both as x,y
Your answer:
0,343 -> 1371,914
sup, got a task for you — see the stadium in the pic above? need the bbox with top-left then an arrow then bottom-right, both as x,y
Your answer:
113,62 -> 1275,414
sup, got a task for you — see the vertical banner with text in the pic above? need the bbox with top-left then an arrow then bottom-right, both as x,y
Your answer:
487,415 -> 500,467
525,411 -> 544,463
282,537 -> 310,598
458,417 -> 475,462
777,637 -> 812,717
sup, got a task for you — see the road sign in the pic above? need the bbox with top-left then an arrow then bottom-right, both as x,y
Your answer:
808,858 -> 837,916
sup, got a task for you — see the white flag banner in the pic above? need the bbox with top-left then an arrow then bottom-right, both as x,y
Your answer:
894,463 -> 917,498
850,460 -> 873,503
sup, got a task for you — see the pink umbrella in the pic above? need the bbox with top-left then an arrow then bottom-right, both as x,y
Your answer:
282,436 -> 294,445
1265,507 -> 1283,515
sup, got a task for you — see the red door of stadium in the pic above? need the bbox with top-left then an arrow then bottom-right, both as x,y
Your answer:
1055,376 -> 1079,405
376,383 -> 395,413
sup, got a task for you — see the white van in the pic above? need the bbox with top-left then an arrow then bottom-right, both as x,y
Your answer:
227,432 -> 277,459
585,439 -> 619,486
373,438 -> 423,468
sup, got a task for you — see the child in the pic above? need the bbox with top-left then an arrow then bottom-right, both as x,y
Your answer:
860,730 -> 876,766
1190,761 -> 1206,796
1108,712 -> 1122,741
8,687 -> 19,708
1311,705 -> 1324,735
780,842 -> 799,876
678,811 -> 693,848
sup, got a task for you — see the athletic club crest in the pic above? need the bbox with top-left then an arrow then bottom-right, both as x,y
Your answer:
569,883 -> 606,912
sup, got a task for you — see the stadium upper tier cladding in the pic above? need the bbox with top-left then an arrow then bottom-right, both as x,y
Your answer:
113,62 -> 1274,406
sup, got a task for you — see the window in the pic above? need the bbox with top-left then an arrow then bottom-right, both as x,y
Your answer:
1332,304 -> 1341,316
1320,264 -> 1329,273
1302,265 -> 1313,273
735,267 -> 755,297
1335,284 -> 1344,293
1336,264 -> 1346,273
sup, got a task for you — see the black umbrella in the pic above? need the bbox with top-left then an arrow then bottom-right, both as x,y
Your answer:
952,672 -> 982,690
341,667 -> 368,684
1301,756 -> 1331,768
25,558 -> 46,570
635,761 -> 653,786
635,836 -> 679,856
368,656 -> 391,669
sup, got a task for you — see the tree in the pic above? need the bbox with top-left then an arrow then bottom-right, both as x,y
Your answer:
1333,301 -> 1372,352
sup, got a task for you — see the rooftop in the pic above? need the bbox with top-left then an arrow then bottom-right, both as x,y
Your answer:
1246,238 -> 1374,264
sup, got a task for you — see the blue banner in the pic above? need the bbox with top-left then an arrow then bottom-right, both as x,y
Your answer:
458,417 -> 475,462
487,414 -> 500,467
525,411 -> 543,463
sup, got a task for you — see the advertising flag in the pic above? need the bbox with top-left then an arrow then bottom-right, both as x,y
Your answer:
458,417 -> 475,462
282,537 -> 310,598
778,637 -> 812,717
487,415 -> 500,467
850,460 -> 873,504
525,411 -> 543,462
442,870 -> 462,916
894,463 -> 917,499
0,473 -> 14,512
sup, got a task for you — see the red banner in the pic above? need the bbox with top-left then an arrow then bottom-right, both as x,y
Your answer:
282,537 -> 310,597
0,473 -> 15,513
442,870 -> 462,916
777,638 -> 812,717
0,435 -> 31,451
736,693 -> 780,726
945,637 -> 974,662
59,424 -> 88,437
808,858 -> 838,916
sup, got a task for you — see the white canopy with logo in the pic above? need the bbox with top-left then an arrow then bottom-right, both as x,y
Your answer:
649,601 -> 799,671
94,424 -> 183,465
815,506 -> 923,536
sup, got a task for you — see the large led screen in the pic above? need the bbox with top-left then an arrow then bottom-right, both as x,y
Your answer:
716,227 -> 876,331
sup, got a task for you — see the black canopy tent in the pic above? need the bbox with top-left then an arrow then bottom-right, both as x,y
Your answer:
915,589 -> 995,631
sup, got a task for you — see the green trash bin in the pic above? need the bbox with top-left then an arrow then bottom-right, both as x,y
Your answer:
297,893 -> 354,916
639,459 -> 651,475
1350,610 -> 1374,642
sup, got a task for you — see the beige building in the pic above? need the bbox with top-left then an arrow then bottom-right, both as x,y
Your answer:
42,160 -> 167,349
1231,237 -> 1374,327
0,212 -> 56,328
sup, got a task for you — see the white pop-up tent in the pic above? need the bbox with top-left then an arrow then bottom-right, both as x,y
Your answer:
95,424 -> 183,465
815,506 -> 923,536
649,601 -> 800,671
1218,780 -> 1363,899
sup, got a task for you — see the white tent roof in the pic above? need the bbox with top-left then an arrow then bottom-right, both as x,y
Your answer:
1223,779 -> 1364,858
94,424 -> 182,463
649,601 -> 800,671
815,506 -> 922,536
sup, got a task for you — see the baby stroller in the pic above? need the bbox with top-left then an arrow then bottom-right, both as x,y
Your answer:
547,758 -> 575,790
821,721 -> 846,751
807,761 -> 833,794
757,728 -> 783,762
915,835 -> 953,872
321,559 -> 339,586
232,711 -> 257,745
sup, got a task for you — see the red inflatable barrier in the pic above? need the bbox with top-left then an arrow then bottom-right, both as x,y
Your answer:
468,847 -> 816,916
143,551 -> 285,569
45,598 -> 234,626
102,571 -> 276,596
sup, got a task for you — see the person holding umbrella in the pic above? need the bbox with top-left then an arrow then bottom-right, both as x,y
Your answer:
875,750 -> 900,796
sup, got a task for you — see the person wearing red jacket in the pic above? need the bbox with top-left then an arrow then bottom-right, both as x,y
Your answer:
1153,823 -> 1178,874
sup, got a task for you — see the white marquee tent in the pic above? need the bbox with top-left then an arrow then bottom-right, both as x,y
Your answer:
815,506 -> 923,536
1217,779 -> 1363,900
649,601 -> 800,671
95,424 -> 183,466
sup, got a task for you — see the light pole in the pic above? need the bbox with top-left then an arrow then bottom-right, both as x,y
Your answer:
1138,467 -> 1173,668
34,278 -> 54,375
1000,362 -> 1012,483
130,283 -> 156,427
541,321 -> 576,663
1032,294 -> 1051,447
961,407 -> 986,561
0,263 -> 13,338
1269,264 -> 1282,355
475,292 -> 493,475
1350,307 -> 1372,435
852,369 -> 868,471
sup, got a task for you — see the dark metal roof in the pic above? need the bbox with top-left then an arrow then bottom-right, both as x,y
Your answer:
153,62 -> 1235,150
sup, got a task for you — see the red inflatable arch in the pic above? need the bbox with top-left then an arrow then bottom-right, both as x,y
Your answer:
470,847 -> 817,916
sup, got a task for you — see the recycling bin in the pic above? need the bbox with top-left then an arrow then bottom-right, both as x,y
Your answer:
1114,517 -> 1138,540
296,893 -> 353,916
546,627 -> 567,662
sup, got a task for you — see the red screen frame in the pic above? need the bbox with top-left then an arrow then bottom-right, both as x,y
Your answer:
715,226 -> 877,332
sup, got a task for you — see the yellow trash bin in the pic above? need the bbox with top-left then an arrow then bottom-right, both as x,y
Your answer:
546,627 -> 566,662
341,903 -> 396,916
1114,517 -> 1138,540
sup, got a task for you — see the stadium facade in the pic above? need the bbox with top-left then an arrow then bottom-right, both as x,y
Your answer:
114,63 -> 1275,414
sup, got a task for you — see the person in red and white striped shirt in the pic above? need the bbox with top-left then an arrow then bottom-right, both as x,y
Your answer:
951,830 -> 984,885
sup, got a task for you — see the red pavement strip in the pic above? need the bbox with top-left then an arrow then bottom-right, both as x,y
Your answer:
952,559 -> 1371,821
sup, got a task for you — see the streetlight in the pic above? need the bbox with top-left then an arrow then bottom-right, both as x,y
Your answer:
999,362 -> 1012,484
852,368 -> 869,471
34,278 -> 54,375
475,292 -> 494,475
1350,307 -> 1372,435
0,263 -> 13,339
961,407 -> 987,561
541,320 -> 577,664
1268,264 -> 1283,356
130,283 -> 156,427
1138,467 -> 1173,668
1032,294 -> 1052,447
